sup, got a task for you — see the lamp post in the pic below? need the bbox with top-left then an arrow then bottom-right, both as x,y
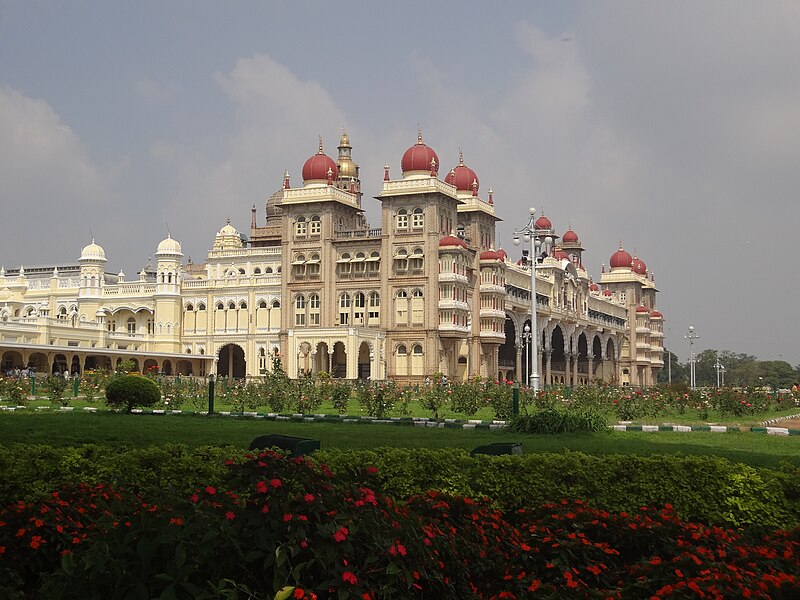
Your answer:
713,356 -> 725,388
685,325 -> 699,390
513,207 -> 551,392
522,323 -> 532,386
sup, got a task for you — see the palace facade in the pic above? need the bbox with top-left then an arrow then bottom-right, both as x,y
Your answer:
0,132 -> 664,386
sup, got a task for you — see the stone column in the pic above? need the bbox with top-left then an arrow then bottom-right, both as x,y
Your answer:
515,343 -> 522,383
544,349 -> 552,387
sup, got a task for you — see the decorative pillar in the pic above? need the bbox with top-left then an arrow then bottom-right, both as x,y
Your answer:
587,358 -> 594,383
544,349 -> 552,387
515,342 -> 522,383
572,352 -> 579,386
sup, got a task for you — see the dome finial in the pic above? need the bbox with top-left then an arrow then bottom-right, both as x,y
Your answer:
318,136 -> 324,154
459,148 -> 464,166
227,216 -> 231,225
384,163 -> 390,181
417,126 -> 423,145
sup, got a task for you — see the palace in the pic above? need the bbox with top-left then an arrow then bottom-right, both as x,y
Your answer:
0,131 -> 664,386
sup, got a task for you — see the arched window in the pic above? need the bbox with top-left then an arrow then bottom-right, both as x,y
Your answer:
228,301 -> 236,310
412,207 -> 424,229
127,317 -> 136,335
410,247 -> 424,271
253,267 -> 261,275
216,302 -> 224,311
308,253 -> 321,277
411,289 -> 424,324
258,300 -> 267,309
185,303 -> 194,312
353,252 -> 366,274
396,208 -> 408,230
368,291 -> 380,324
397,345 -> 407,355
353,292 -> 366,325
309,293 -> 320,326
339,293 -> 351,325
295,217 -> 307,236
412,344 -> 423,355
295,295 -> 306,326
309,215 -> 321,235
239,300 -> 247,309
198,302 -> 206,311
395,290 -> 409,325
265,267 -> 273,274
394,248 -> 408,272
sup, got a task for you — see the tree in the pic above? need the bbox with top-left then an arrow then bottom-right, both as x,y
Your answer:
657,349 -> 688,384
105,375 -> 160,413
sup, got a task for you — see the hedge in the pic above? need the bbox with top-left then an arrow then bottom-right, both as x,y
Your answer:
0,444 -> 797,529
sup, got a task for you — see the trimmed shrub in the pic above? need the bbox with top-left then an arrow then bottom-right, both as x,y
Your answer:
506,407 -> 607,434
104,375 -> 160,413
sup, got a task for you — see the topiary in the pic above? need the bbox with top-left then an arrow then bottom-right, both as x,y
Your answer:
105,375 -> 160,413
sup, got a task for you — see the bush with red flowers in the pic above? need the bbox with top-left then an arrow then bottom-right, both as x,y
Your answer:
1,451 -> 798,599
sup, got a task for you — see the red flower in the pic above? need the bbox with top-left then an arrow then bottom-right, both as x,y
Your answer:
205,486 -> 216,495
333,526 -> 349,542
293,589 -> 305,599
283,514 -> 293,522
342,571 -> 358,585
304,493 -> 315,503
30,535 -> 43,549
270,478 -> 282,488
225,511 -> 236,521
256,481 -> 268,494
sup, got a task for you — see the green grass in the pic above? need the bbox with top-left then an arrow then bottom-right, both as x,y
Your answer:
1,412 -> 798,469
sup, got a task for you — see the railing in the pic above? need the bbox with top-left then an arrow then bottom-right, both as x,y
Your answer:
334,228 -> 383,239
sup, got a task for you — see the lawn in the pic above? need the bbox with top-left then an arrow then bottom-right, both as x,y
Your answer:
1,411 -> 799,469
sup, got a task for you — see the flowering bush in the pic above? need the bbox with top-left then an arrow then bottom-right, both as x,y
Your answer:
2,453 -> 797,599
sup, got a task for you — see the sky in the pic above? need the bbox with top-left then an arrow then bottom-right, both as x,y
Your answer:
2,1 -> 799,367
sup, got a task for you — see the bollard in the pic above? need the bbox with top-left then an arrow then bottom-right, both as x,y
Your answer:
208,374 -> 215,415
512,380 -> 519,417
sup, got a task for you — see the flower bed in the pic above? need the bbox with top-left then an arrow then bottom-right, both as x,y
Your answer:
1,451 -> 798,598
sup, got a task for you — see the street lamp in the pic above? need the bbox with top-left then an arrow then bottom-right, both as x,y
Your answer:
713,356 -> 725,388
685,325 -> 699,390
513,207 -> 551,392
521,323 -> 532,386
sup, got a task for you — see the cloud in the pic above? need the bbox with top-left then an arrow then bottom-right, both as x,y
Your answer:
151,54 -> 352,257
0,87 -> 118,267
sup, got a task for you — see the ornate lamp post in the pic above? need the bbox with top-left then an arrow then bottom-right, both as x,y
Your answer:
522,323 -> 532,386
513,208 -> 551,392
685,325 -> 699,390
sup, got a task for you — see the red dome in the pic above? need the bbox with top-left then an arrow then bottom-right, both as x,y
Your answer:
631,256 -> 647,275
496,248 -> 507,261
650,309 -> 663,318
562,229 -> 579,243
589,282 -> 600,292
553,249 -> 569,260
534,215 -> 552,230
636,305 -> 649,313
401,130 -> 439,175
602,289 -> 613,297
479,249 -> 499,261
439,235 -> 467,249
444,151 -> 479,192
609,247 -> 633,269
302,141 -> 338,182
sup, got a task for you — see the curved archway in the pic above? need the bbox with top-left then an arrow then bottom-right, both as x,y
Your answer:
218,344 -> 246,379
357,342 -> 371,381
332,342 -> 347,378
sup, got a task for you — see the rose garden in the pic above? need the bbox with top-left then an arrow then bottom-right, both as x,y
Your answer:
1,368 -> 799,598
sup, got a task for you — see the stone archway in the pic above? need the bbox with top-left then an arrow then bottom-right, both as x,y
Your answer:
1,351 -> 24,373
315,342 -> 330,375
52,354 -> 68,375
218,344 -> 246,379
357,342 -> 371,381
332,342 -> 347,379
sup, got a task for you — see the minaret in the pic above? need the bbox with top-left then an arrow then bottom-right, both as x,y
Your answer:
336,129 -> 362,205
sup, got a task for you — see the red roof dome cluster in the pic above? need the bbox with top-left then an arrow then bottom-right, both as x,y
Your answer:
603,289 -> 613,297
562,229 -> 579,243
496,248 -> 507,261
635,305 -> 649,314
302,140 -> 338,183
631,256 -> 647,275
609,247 -> 633,269
534,215 -> 552,230
650,309 -> 663,318
401,129 -> 439,175
445,150 -> 479,193
439,234 -> 467,249
479,249 -> 500,261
